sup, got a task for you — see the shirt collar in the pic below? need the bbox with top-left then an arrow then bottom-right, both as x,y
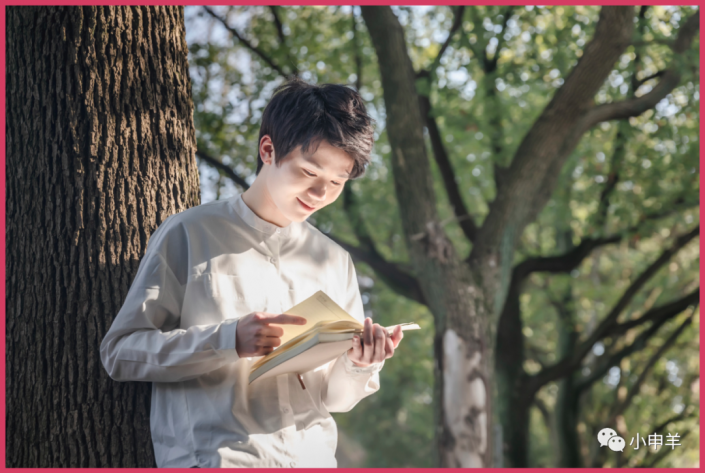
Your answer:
231,193 -> 300,238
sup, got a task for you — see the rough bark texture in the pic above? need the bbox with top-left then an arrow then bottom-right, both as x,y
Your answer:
6,6 -> 200,467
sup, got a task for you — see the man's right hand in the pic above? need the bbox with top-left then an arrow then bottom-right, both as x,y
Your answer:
235,312 -> 307,357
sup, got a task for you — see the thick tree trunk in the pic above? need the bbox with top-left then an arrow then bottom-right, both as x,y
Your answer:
494,277 -> 531,467
6,6 -> 200,467
361,7 -> 494,467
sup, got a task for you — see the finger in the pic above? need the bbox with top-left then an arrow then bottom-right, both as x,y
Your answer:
250,342 -> 276,355
373,325 -> 386,363
363,322 -> 374,364
363,317 -> 374,346
350,335 -> 363,362
391,325 -> 404,348
255,336 -> 282,348
384,335 -> 395,359
256,325 -> 284,338
266,313 -> 308,325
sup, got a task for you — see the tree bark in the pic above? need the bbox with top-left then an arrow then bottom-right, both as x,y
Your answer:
362,6 -> 493,467
6,6 -> 200,467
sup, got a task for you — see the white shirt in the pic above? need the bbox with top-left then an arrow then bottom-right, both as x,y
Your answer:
100,194 -> 383,468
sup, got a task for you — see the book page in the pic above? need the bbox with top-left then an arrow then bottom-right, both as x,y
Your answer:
278,291 -> 361,345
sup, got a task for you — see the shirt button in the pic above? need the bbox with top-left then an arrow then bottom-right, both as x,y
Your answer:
270,257 -> 276,264
289,461 -> 296,467
282,408 -> 290,414
275,229 -> 281,234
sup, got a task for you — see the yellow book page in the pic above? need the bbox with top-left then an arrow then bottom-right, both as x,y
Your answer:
251,319 -> 363,373
278,291 -> 361,345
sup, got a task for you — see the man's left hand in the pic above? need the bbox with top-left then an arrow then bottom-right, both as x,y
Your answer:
347,317 -> 404,367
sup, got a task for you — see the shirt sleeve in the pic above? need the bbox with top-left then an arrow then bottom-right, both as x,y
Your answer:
321,253 -> 384,413
99,218 -> 241,383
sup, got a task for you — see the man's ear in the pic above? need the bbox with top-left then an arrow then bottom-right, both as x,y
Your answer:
259,135 -> 275,165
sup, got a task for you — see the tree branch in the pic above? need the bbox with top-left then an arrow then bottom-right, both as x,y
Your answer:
605,309 -> 694,425
575,305 -> 692,392
635,69 -> 666,89
351,7 -> 362,91
196,149 -> 250,190
577,226 -> 698,350
342,184 -> 381,256
328,234 -> 427,306
528,226 -> 699,390
486,6 -> 515,72
607,291 -> 698,338
513,235 -> 621,281
428,6 -> 465,72
269,6 -> 298,76
417,76 -> 478,243
533,397 -> 552,432
203,6 -> 290,78
472,7 -> 636,263
581,12 -> 699,129
640,430 -> 692,468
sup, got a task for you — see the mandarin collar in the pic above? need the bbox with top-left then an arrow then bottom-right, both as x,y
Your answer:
231,194 -> 300,238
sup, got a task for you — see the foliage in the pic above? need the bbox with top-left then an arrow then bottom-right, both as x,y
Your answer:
184,5 -> 699,467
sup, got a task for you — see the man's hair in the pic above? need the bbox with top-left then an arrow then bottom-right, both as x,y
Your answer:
256,78 -> 375,179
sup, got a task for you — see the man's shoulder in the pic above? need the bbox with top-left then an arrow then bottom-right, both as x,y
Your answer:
301,221 -> 351,261
162,198 -> 234,228
148,198 -> 236,247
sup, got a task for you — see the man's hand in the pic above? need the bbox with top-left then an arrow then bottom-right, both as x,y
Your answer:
235,312 -> 307,357
347,317 -> 404,367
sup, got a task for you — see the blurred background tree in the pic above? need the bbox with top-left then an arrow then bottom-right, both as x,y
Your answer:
183,5 -> 699,468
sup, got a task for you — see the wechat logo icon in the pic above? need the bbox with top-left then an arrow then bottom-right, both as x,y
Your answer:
597,427 -> 625,452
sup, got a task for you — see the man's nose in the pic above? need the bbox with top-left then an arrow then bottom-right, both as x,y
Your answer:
308,182 -> 327,201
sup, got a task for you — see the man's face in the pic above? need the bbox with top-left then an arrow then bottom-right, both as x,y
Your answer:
261,138 -> 354,224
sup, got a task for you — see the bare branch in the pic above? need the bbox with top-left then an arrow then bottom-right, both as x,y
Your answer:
203,6 -> 290,77
196,149 -> 250,190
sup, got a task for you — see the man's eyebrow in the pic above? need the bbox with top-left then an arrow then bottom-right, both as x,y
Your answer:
302,153 -> 351,179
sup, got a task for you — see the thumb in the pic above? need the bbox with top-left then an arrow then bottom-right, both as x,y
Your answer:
391,325 -> 404,348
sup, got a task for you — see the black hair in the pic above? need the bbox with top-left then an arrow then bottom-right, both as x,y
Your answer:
256,78 -> 375,178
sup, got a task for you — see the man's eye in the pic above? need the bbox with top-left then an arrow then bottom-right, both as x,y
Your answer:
304,170 -> 316,177
332,181 -> 342,186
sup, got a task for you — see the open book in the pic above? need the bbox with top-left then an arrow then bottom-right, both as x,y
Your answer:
248,291 -> 420,384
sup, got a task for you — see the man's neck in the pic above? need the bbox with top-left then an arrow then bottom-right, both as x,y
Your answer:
241,177 -> 291,228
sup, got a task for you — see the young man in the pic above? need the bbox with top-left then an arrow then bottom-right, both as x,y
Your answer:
100,79 -> 404,468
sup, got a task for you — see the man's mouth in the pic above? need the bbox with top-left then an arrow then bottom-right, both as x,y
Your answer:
297,198 -> 316,211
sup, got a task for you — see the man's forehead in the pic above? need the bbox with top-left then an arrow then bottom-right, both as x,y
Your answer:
301,148 -> 353,178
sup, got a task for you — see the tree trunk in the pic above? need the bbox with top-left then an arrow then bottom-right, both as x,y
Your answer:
494,276 -> 531,467
6,6 -> 200,467
362,7 -> 494,467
